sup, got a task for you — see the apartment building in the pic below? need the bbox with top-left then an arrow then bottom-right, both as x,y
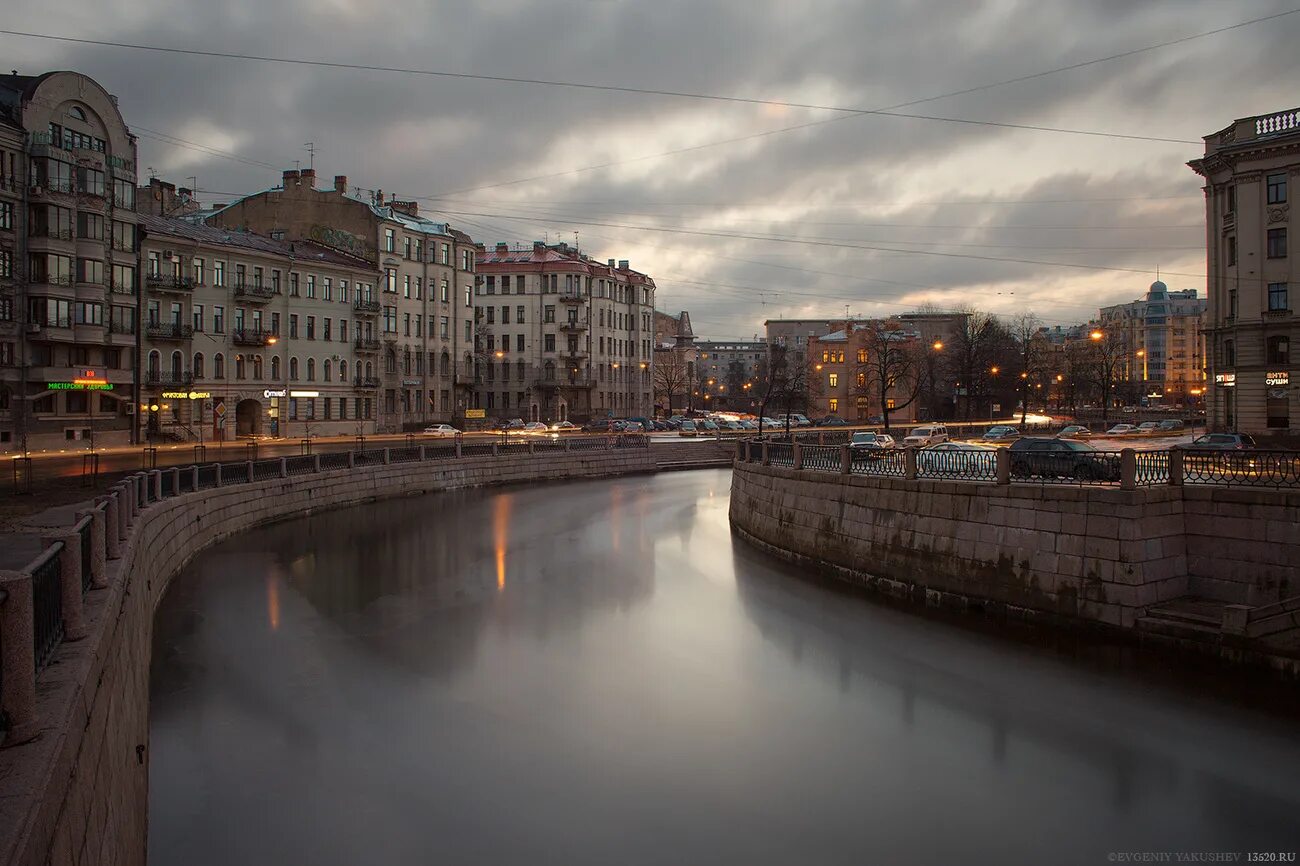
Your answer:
0,71 -> 140,452
1190,107 -> 1299,434
137,207 -> 380,441
695,340 -> 765,412
807,321 -> 921,424
473,242 -> 656,422
207,169 -> 480,431
1098,281 -> 1207,408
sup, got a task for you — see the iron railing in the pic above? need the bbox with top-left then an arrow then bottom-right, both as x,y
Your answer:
76,517 -> 93,594
1182,450 -> 1300,488
916,449 -> 997,482
31,543 -> 64,673
1009,450 -> 1123,485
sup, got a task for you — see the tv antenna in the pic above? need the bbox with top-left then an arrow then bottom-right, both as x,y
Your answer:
304,142 -> 318,170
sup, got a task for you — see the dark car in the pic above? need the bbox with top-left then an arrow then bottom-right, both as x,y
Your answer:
1187,433 -> 1255,451
819,416 -> 849,427
1009,437 -> 1120,481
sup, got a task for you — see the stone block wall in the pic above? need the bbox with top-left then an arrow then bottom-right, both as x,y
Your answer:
1182,487 -> 1300,606
1,447 -> 654,866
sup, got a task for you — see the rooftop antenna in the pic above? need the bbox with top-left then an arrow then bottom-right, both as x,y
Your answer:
185,176 -> 196,195
574,230 -> 579,252
304,142 -> 317,170
293,159 -> 301,172
147,165 -> 156,180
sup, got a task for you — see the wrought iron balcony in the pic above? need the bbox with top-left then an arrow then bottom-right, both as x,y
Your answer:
145,322 -> 194,341
559,321 -> 588,333
145,371 -> 194,387
353,299 -> 381,314
231,327 -> 278,347
234,282 -> 276,302
146,274 -> 195,292
353,376 -> 381,388
558,292 -> 586,304
354,337 -> 381,351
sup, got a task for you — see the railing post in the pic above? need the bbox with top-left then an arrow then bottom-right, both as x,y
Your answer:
190,465 -> 200,491
382,448 -> 391,465
347,450 -> 356,469
456,437 -> 464,458
42,533 -> 86,641
491,442 -> 499,457
1167,447 -> 1184,487
169,466 -> 181,494
995,449 -> 1011,485
313,454 -> 322,473
149,469 -> 162,502
792,442 -> 803,470
818,432 -> 825,445
904,447 -> 918,481
214,462 -> 223,487
0,570 -> 40,745
528,440 -> 535,455
127,476 -> 141,519
418,446 -> 426,461
75,508 -> 108,589
840,444 -> 851,474
1120,449 -> 1137,490
562,438 -> 570,452
245,460 -> 254,482
103,493 -> 121,560
279,457 -> 289,479
761,441 -> 770,466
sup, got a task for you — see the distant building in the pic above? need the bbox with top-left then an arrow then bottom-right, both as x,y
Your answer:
695,340 -> 765,411
0,71 -> 140,452
1098,282 -> 1207,408
807,321 -> 921,424
1189,106 -> 1298,434
474,242 -> 655,422
653,310 -> 697,415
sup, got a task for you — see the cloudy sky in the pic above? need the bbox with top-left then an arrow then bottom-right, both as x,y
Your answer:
4,0 -> 1298,337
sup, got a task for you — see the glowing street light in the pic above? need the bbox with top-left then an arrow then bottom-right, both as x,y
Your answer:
990,366 -> 1000,375
1090,330 -> 1104,341
932,340 -> 944,351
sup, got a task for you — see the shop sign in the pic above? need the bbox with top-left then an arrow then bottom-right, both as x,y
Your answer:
289,390 -> 320,398
1265,371 -> 1290,387
162,391 -> 212,399
464,408 -> 486,419
263,389 -> 287,399
48,381 -> 114,391
402,378 -> 420,386
1214,372 -> 1236,387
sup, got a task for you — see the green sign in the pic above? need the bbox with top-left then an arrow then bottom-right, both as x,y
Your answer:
48,382 -> 115,391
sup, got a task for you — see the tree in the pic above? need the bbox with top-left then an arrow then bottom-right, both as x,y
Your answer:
1086,327 -> 1128,425
944,307 -> 1002,421
853,321 -> 922,433
757,344 -> 811,437
653,349 -> 690,416
1008,313 -> 1046,426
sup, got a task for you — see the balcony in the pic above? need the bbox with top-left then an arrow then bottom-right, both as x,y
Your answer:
534,376 -> 597,390
353,298 -> 381,315
353,376 -> 381,389
560,350 -> 589,364
1264,308 -> 1293,320
234,282 -> 275,302
381,331 -> 399,342
145,322 -> 194,341
559,321 -> 588,333
354,337 -> 381,352
146,274 -> 195,293
231,327 -> 278,347
31,274 -> 74,289
558,292 -> 586,304
145,371 -> 194,388
27,318 -> 73,341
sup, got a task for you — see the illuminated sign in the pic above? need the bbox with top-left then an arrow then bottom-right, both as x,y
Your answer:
263,389 -> 287,399
1214,372 -> 1236,387
48,382 -> 114,391
1266,371 -> 1290,386
162,391 -> 212,399
464,408 -> 486,419
289,390 -> 320,398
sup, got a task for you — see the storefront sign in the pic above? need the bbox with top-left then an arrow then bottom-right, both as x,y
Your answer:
1265,371 -> 1290,387
402,378 -> 421,386
464,408 -> 486,419
162,391 -> 212,399
1214,372 -> 1236,387
263,389 -> 287,399
289,390 -> 320,398
48,381 -> 114,391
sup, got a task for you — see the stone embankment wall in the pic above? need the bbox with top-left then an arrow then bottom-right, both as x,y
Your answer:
729,461 -> 1300,635
0,447 -> 654,866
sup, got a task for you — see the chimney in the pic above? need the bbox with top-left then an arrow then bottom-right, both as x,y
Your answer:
390,199 -> 418,217
282,169 -> 299,187
618,259 -> 629,270
334,175 -> 347,193
376,189 -> 385,207
495,242 -> 508,254
300,168 -> 316,188
533,241 -> 546,253
607,259 -> 615,268
177,187 -> 191,198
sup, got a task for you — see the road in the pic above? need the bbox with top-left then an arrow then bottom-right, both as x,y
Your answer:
149,469 -> 1300,866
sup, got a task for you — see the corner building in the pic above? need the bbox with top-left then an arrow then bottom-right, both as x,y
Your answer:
207,170 -> 480,432
0,71 -> 140,452
473,242 -> 655,423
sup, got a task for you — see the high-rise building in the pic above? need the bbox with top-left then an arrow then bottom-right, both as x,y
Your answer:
0,71 -> 140,452
1098,282 -> 1207,408
1189,107 -> 1298,434
473,242 -> 656,422
207,171 -> 480,431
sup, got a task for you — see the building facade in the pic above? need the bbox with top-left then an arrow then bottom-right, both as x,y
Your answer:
0,71 -> 140,452
1098,281 -> 1207,409
653,309 -> 697,415
1190,107 -> 1299,434
137,207 -> 381,441
807,321 -> 921,424
473,242 -> 655,423
208,170 -> 480,431
695,340 -> 764,412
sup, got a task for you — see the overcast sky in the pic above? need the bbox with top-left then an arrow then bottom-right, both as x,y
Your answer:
4,0 -> 1298,337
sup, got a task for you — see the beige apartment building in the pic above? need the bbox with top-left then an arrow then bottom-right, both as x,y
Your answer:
473,242 -> 655,423
1190,107 -> 1299,434
208,169 -> 480,431
137,203 -> 381,441
1098,281 -> 1207,409
0,71 -> 140,452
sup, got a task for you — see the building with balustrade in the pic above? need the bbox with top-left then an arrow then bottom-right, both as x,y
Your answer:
0,71 -> 140,452
1190,106 -> 1299,435
1098,281 -> 1207,409
207,170 -> 481,431
473,242 -> 656,423
137,204 -> 381,441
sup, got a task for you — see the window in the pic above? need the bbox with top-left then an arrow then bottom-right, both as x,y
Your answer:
0,200 -> 11,231
306,315 -> 316,340
76,211 -> 104,240
516,305 -> 525,323
1268,228 -> 1287,259
112,179 -> 134,209
517,334 -> 524,352
289,357 -> 299,380
77,166 -> 105,198
74,301 -> 102,325
1267,172 -> 1288,205
289,273 -> 299,296
1227,236 -> 1236,266
440,316 -> 449,339
1267,336 -> 1289,365
214,261 -> 225,287
323,318 -> 332,341
306,275 -> 316,298
214,353 -> 225,378
441,243 -> 450,265
486,275 -> 495,295
404,275 -> 411,298
307,358 -> 315,381
828,373 -> 838,388
544,306 -> 555,324
828,398 -> 838,414
383,306 -> 397,333
385,229 -> 395,252
486,307 -> 495,324
289,314 -> 299,339
0,250 -> 11,279
440,279 -> 449,302
544,334 -> 556,352
1269,282 -> 1289,312
193,353 -> 205,378
1223,339 -> 1235,367
385,268 -> 397,293
76,258 -> 104,285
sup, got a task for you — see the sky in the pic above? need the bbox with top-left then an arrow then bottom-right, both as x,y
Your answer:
3,0 -> 1298,338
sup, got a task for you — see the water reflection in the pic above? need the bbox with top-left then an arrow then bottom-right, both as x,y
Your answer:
150,470 -> 1300,866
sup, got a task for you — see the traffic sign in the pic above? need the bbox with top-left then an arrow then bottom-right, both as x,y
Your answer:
464,408 -> 486,419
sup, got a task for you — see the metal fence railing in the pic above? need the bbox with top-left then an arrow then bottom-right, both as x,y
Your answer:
76,516 -> 93,594
31,543 -> 65,674
1182,451 -> 1300,488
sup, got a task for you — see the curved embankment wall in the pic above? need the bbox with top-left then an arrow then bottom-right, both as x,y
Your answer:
729,461 -> 1300,656
1,448 -> 654,866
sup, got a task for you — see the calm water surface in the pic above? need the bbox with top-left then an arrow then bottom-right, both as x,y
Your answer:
149,469 -> 1300,865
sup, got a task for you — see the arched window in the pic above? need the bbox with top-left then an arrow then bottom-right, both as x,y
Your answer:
234,353 -> 246,380
440,351 -> 450,376
147,350 -> 161,377
271,356 -> 281,380
69,106 -> 87,121
857,349 -> 867,364
365,361 -> 373,379
289,357 -> 299,380
170,351 -> 183,379
1267,336 -> 1290,365
544,361 -> 555,381
253,355 -> 263,379
385,349 -> 397,374
306,358 -> 315,381
213,353 -> 225,378
193,353 -> 205,379
324,359 -> 332,382
339,360 -> 348,382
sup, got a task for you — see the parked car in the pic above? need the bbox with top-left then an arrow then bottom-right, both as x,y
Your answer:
1055,425 -> 1091,439
902,424 -> 949,448
503,418 -> 526,430
719,419 -> 744,431
422,424 -> 459,438
982,425 -> 1020,441
1105,423 -> 1137,435
678,420 -> 698,437
1156,419 -> 1185,432
917,442 -> 996,475
1136,421 -> 1161,433
1009,437 -> 1120,481
849,431 -> 895,451
699,419 -> 720,433
1187,433 -> 1256,451
550,420 -> 577,432
522,421 -> 550,435
819,416 -> 849,427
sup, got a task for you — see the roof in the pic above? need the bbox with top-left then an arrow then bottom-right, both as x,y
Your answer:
478,242 -> 655,285
137,213 -> 377,271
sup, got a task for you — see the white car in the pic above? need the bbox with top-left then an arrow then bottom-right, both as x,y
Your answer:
849,431 -> 895,451
550,421 -> 577,431
522,421 -> 550,435
902,424 -> 949,448
1106,424 -> 1137,435
422,424 -> 459,438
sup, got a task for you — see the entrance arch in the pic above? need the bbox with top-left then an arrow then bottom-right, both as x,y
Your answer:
235,399 -> 262,437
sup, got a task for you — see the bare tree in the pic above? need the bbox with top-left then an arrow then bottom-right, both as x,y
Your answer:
653,349 -> 690,416
1008,313 -> 1045,426
757,344 -> 811,437
1085,327 -> 1128,425
944,307 -> 1002,421
853,321 -> 922,433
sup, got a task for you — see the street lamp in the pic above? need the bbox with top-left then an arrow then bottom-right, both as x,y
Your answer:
1090,330 -> 1103,341
932,340 -> 943,351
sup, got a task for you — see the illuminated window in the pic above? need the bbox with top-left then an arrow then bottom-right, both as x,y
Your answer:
886,398 -> 896,409
857,349 -> 866,363
828,398 -> 839,414
828,373 -> 839,388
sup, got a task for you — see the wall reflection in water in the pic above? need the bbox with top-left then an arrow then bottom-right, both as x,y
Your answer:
150,470 -> 1300,866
